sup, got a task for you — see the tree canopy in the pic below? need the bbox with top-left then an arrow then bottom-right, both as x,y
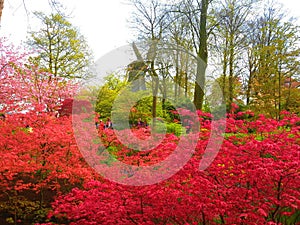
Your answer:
27,12 -> 93,80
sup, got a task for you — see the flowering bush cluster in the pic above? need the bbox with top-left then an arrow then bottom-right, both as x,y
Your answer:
37,110 -> 299,225
0,112 -> 98,224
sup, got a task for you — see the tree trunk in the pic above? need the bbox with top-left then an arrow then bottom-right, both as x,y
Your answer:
277,64 -> 282,119
246,48 -> 255,106
162,73 -> 167,118
222,32 -> 229,96
194,59 -> 206,110
228,34 -> 234,106
152,71 -> 159,127
193,0 -> 208,110
0,0 -> 4,23
285,78 -> 292,111
175,48 -> 179,101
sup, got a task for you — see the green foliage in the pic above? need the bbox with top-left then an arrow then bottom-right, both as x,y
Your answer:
282,88 -> 300,115
100,153 -> 117,166
148,120 -> 185,136
0,196 -> 50,224
129,96 -> 153,123
95,74 -> 127,119
27,12 -> 93,79
276,210 -> 300,225
98,75 -> 189,133
96,87 -> 117,118
166,122 -> 185,136
246,18 -> 300,118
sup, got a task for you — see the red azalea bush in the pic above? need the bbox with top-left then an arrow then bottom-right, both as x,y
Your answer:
0,112 -> 99,224
38,110 -> 299,225
0,37 -> 92,224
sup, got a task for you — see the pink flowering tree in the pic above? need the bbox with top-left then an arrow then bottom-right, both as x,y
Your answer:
0,37 -> 77,114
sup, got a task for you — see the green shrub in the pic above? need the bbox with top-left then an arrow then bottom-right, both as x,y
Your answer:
166,123 -> 185,136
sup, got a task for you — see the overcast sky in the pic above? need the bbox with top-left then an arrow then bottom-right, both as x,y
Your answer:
0,0 -> 134,59
0,0 -> 299,60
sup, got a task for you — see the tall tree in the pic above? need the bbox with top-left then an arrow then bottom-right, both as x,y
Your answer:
245,1 -> 300,118
175,0 -> 210,110
27,12 -> 92,80
166,10 -> 194,101
213,0 -> 256,106
130,0 -> 170,122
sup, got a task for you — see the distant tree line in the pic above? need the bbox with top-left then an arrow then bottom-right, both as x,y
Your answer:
119,0 -> 300,119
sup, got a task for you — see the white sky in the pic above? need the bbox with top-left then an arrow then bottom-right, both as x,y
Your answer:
0,0 -> 299,60
0,0 -> 135,59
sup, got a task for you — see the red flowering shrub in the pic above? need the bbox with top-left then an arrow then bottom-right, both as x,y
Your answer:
40,111 -> 299,225
0,112 -> 98,224
0,37 -> 90,224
